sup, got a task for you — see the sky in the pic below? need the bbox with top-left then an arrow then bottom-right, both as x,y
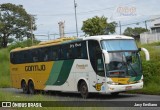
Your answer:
1,0 -> 160,41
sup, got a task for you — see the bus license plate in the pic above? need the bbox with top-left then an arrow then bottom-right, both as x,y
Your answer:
125,86 -> 132,90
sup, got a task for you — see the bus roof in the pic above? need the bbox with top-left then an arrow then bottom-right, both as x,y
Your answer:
82,35 -> 134,41
11,35 -> 134,52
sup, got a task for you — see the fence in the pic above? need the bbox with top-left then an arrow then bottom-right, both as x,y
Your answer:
140,32 -> 160,44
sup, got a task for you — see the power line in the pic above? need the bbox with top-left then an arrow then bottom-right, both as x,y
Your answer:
35,1 -> 137,17
35,16 -> 160,39
118,16 -> 160,27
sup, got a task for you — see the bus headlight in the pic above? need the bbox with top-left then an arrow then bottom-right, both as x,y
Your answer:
107,81 -> 119,85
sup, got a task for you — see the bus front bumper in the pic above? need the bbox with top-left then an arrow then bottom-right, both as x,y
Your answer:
107,82 -> 143,93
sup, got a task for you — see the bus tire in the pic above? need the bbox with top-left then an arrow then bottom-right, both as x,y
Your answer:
21,80 -> 28,94
28,80 -> 35,94
79,81 -> 89,98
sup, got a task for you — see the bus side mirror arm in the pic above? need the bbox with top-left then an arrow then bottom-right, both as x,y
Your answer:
141,47 -> 150,61
102,50 -> 110,64
138,48 -> 141,51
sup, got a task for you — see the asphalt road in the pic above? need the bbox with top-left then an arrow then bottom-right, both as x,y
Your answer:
0,88 -> 160,110
1,88 -> 160,101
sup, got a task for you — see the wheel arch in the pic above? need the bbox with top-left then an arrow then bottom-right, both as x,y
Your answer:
77,78 -> 89,92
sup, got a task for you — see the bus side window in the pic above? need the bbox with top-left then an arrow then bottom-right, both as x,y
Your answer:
43,48 -> 48,61
62,44 -> 74,60
10,52 -> 15,64
77,47 -> 82,58
32,50 -> 39,62
61,45 -> 67,59
75,41 -> 87,59
53,49 -> 58,60
81,41 -> 87,59
27,50 -> 33,63
17,52 -> 22,64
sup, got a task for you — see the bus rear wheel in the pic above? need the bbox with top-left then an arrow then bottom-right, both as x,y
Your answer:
21,80 -> 28,94
80,81 -> 88,98
28,80 -> 35,94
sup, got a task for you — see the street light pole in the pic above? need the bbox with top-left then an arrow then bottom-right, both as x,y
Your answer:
74,0 -> 78,37
119,21 -> 121,35
30,16 -> 33,45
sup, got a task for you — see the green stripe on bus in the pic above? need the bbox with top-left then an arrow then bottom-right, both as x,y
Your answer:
128,77 -> 136,82
134,75 -> 142,81
53,60 -> 74,85
128,75 -> 142,82
45,61 -> 64,85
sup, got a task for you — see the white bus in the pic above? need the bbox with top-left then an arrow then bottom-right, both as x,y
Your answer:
10,35 -> 149,98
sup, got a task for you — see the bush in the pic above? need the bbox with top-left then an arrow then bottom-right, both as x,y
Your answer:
142,61 -> 160,86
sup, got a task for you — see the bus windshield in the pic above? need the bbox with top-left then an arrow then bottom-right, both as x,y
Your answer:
101,39 -> 142,77
101,39 -> 138,52
107,52 -> 142,77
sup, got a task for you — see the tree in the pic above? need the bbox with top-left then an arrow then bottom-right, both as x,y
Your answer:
123,27 -> 149,40
81,16 -> 117,36
0,3 -> 36,48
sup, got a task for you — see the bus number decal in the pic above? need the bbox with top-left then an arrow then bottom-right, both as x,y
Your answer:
93,83 -> 103,91
70,43 -> 81,48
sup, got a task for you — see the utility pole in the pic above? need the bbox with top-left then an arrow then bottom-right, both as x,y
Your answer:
30,15 -> 36,45
144,20 -> 148,30
74,0 -> 78,37
119,21 -> 121,35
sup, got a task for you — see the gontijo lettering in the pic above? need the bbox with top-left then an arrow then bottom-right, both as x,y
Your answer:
25,65 -> 45,71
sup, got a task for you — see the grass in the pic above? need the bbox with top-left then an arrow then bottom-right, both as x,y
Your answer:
128,41 -> 160,94
0,48 -> 11,88
0,39 -> 40,87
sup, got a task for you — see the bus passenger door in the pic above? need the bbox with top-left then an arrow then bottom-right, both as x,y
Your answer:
95,52 -> 106,92
88,40 -> 106,92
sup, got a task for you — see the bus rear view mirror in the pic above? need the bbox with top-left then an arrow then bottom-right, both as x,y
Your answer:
102,50 -> 110,64
141,48 -> 150,61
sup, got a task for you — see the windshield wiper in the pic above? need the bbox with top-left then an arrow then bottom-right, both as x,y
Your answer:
123,52 -> 138,76
128,63 -> 138,76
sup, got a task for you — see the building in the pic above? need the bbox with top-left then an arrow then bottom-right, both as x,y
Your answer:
150,15 -> 160,33
140,15 -> 160,44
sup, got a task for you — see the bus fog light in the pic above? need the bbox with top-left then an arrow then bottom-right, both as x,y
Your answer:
109,88 -> 114,90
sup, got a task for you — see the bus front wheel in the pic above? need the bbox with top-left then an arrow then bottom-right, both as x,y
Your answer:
21,80 -> 28,94
80,81 -> 89,98
28,80 -> 35,94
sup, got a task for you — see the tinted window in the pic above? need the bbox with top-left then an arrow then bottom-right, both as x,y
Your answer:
10,41 -> 88,64
88,40 -> 105,76
61,41 -> 88,60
